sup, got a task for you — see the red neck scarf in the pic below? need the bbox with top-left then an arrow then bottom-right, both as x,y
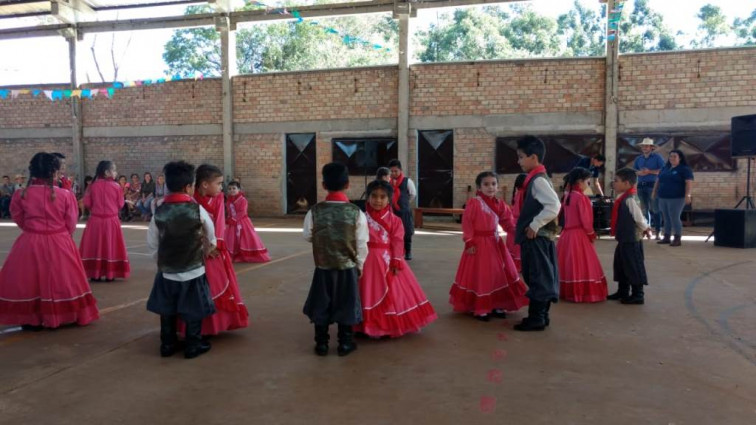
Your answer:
610,187 -> 637,236
227,193 -> 243,204
391,173 -> 405,211
366,204 -> 392,232
518,165 -> 547,213
476,190 -> 504,216
194,191 -> 222,218
164,193 -> 194,204
325,192 -> 349,202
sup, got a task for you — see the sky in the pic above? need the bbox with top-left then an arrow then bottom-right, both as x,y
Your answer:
0,0 -> 753,86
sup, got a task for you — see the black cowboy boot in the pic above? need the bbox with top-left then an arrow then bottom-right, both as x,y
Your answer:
621,285 -> 645,305
514,301 -> 547,332
607,281 -> 630,300
670,234 -> 682,247
159,315 -> 179,357
543,302 -> 551,327
657,234 -> 671,244
404,240 -> 412,261
184,320 -> 211,359
337,324 -> 358,357
314,324 -> 330,356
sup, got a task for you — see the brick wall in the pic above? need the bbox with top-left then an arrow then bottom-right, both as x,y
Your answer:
233,67 -> 398,123
234,134 -> 284,215
411,58 -> 605,116
619,48 -> 756,110
0,92 -> 71,129
0,139 -> 73,178
82,80 -> 222,127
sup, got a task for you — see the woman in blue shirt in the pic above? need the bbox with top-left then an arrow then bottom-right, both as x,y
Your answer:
652,150 -> 694,246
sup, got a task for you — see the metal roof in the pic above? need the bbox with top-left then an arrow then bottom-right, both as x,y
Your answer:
0,1 -> 205,19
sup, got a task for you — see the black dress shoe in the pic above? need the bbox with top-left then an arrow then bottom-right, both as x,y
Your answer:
337,342 -> 357,357
475,314 -> 491,322
21,324 -> 45,332
160,343 -> 178,357
513,317 -> 546,331
621,295 -> 645,305
490,310 -> 507,319
314,343 -> 329,356
184,340 -> 211,359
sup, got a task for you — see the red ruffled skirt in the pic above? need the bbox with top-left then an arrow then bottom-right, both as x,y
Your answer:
355,249 -> 437,338
79,214 -> 130,279
226,218 -> 270,263
450,234 -> 529,316
557,229 -> 607,303
0,231 -> 99,327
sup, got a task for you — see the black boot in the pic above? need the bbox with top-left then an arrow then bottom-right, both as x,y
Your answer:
514,301 -> 547,331
670,234 -> 682,247
543,302 -> 551,327
159,315 -> 179,357
337,324 -> 357,357
404,239 -> 412,261
621,285 -> 645,305
184,320 -> 211,359
314,324 -> 329,356
607,282 -> 630,300
657,234 -> 671,244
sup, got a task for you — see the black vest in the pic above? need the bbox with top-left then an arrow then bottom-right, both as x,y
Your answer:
614,196 -> 641,243
515,173 -> 559,244
395,177 -> 410,213
154,202 -> 205,274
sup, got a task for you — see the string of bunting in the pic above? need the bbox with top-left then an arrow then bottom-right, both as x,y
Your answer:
606,0 -> 626,42
245,0 -> 392,52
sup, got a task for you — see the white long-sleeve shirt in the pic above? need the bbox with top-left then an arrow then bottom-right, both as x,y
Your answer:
406,178 -> 417,203
147,204 -> 217,281
529,177 -> 562,233
624,196 -> 651,232
302,202 -> 369,270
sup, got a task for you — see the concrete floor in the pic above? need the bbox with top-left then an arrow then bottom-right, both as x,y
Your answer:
0,218 -> 754,425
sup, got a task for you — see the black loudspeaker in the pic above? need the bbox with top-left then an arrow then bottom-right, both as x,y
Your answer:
714,209 -> 756,248
731,114 -> 756,158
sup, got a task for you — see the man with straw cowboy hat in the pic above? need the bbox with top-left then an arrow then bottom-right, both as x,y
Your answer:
633,138 -> 666,239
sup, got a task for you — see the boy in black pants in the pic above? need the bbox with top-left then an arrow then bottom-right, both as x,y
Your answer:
513,136 -> 561,331
387,159 -> 416,260
146,161 -> 218,359
303,162 -> 369,356
608,168 -> 652,304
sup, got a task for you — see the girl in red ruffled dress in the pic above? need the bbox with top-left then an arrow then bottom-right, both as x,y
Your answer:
79,160 -> 130,281
450,171 -> 529,321
185,165 -> 249,335
506,173 -> 526,273
225,181 -> 270,263
355,180 -> 437,338
557,167 -> 607,302
0,152 -> 99,329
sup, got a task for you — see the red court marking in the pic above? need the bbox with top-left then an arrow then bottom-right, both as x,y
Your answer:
479,396 -> 497,413
491,349 -> 507,361
497,332 -> 508,341
487,369 -> 503,383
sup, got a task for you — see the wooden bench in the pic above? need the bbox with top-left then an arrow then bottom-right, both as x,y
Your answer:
414,207 -> 465,228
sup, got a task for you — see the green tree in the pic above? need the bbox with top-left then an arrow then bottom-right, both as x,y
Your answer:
692,4 -> 731,48
556,0 -> 606,57
618,0 -> 679,53
733,8 -> 756,45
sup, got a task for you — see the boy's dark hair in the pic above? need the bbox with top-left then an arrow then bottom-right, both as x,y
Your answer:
376,167 -> 390,179
516,135 -> 546,163
593,154 -> 606,163
195,164 -> 223,185
564,167 -> 592,205
615,167 -> 638,186
322,162 -> 349,192
51,152 -> 65,159
387,159 -> 402,170
366,179 -> 393,199
475,171 -> 498,188
227,181 -> 241,189
94,161 -> 114,180
163,161 -> 196,193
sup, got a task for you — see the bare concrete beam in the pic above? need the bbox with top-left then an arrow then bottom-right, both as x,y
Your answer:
78,13 -> 217,34
230,0 -> 394,25
0,24 -> 72,40
50,0 -> 94,25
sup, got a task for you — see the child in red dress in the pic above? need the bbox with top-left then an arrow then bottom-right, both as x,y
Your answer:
0,152 -> 99,329
506,173 -> 526,273
557,167 -> 607,302
449,171 -> 529,321
355,180 -> 437,338
225,181 -> 270,263
186,164 -> 249,335
79,161 -> 131,282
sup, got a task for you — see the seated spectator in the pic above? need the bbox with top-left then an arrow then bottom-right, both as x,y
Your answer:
13,174 -> 25,191
117,175 -> 130,221
151,173 -> 167,214
0,175 -> 15,219
136,172 -> 156,221
123,173 -> 141,221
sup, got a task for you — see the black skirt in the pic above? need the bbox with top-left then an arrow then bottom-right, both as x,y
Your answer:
146,272 -> 216,321
303,268 -> 362,326
520,237 -> 560,303
613,242 -> 648,286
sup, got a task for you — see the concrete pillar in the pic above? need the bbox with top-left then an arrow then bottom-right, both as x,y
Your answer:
604,0 -> 620,195
67,32 -> 84,184
397,9 -> 412,174
218,17 -> 237,180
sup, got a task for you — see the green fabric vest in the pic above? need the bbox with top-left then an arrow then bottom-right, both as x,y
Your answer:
154,202 -> 205,274
311,202 -> 360,270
